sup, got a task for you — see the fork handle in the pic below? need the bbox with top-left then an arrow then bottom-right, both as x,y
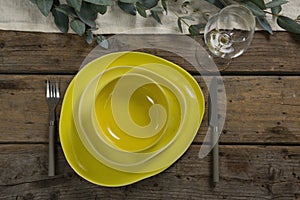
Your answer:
48,125 -> 55,176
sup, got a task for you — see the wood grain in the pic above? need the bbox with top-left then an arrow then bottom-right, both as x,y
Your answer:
0,31 -> 300,74
0,30 -> 299,199
0,75 -> 299,144
0,144 -> 299,199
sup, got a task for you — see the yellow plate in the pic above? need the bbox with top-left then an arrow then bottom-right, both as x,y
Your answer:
71,52 -> 205,173
60,52 -> 205,184
60,81 -> 167,187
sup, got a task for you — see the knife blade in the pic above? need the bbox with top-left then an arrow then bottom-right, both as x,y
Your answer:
209,76 -> 219,185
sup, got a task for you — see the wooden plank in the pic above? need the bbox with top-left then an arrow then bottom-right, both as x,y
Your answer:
0,75 -> 299,144
0,31 -> 300,74
0,144 -> 299,199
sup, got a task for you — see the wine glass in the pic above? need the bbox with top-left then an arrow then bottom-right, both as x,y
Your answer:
204,4 -> 256,60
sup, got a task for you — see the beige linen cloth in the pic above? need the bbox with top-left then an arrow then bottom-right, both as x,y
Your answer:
0,0 -> 299,34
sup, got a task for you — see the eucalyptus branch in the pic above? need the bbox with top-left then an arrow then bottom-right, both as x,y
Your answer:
30,0 -> 300,45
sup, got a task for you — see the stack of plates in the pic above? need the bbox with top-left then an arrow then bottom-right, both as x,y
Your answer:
59,51 -> 205,187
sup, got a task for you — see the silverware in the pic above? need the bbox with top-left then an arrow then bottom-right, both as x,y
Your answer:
209,77 -> 219,185
46,79 -> 60,176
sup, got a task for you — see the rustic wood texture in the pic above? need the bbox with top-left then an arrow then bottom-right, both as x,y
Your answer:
0,30 -> 299,199
0,75 -> 299,144
1,31 -> 300,74
0,145 -> 299,199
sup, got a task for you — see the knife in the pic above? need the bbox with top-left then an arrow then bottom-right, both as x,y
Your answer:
209,76 -> 219,185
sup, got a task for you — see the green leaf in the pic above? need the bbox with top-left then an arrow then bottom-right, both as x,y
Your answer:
271,6 -> 282,14
36,0 -> 53,16
204,0 -> 225,9
55,4 -> 77,17
150,10 -> 162,24
91,4 -> 107,14
52,9 -> 69,33
138,0 -> 158,10
97,35 -> 109,49
181,15 -> 195,21
119,0 -> 138,3
177,18 -> 183,33
83,0 -> 113,6
188,24 -> 201,35
242,1 -> 265,17
151,6 -> 164,13
161,0 -> 167,14
277,16 -> 300,34
76,2 -> 97,27
86,30 -> 94,44
266,0 -> 288,8
118,2 -> 136,15
257,17 -> 273,34
136,2 -> 147,18
67,0 -> 82,12
70,19 -> 86,36
297,15 -> 300,20
250,0 -> 266,9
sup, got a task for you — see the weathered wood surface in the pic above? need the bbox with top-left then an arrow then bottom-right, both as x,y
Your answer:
0,75 -> 299,144
0,31 -> 300,74
0,30 -> 300,199
0,145 -> 299,199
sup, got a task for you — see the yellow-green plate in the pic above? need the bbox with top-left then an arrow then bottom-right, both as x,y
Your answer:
60,51 -> 205,185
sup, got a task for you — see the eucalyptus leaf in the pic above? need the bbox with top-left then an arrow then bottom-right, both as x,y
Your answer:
92,4 -> 107,14
204,0 -> 225,9
119,0 -> 138,3
250,0 -> 266,9
118,1 -> 136,15
70,19 -> 86,36
257,17 -> 273,34
86,30 -> 94,44
67,0 -> 82,12
266,0 -> 288,8
151,10 -> 162,24
188,24 -> 205,35
271,6 -> 282,15
84,0 -> 113,6
97,35 -> 108,49
161,0 -> 167,14
36,0 -> 53,16
181,15 -> 195,21
136,2 -> 147,18
76,2 -> 97,27
151,6 -> 164,13
277,16 -> 300,34
242,1 -> 265,17
138,0 -> 158,10
177,18 -> 183,33
52,9 -> 69,33
55,4 -> 77,17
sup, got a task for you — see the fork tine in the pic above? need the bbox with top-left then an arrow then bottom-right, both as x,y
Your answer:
55,80 -> 60,98
46,79 -> 50,98
50,79 -> 54,98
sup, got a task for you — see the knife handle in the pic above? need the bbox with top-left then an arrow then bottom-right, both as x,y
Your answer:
212,127 -> 219,184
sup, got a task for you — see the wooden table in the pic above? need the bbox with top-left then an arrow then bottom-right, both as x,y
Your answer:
0,30 -> 299,199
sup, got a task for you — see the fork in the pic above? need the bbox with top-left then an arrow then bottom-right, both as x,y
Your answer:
46,79 -> 60,176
